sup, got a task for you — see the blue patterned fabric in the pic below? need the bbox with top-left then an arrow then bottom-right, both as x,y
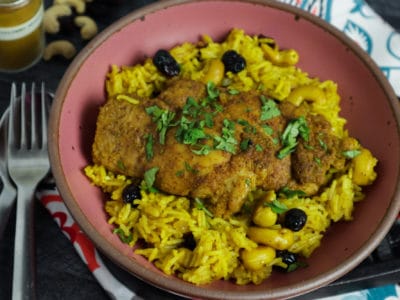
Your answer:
317,284 -> 400,300
279,0 -> 400,96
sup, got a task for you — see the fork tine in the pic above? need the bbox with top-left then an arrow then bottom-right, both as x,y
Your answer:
40,82 -> 47,149
20,82 -> 27,150
30,83 -> 37,149
8,83 -> 17,149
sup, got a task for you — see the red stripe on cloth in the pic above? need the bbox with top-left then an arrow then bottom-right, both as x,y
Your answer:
52,211 -> 101,271
40,194 -> 63,206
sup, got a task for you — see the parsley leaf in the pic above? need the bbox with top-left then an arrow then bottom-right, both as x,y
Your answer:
342,149 -> 361,159
183,97 -> 201,117
191,144 -> 212,155
145,134 -> 154,161
175,116 -> 207,146
117,160 -> 126,171
206,81 -> 220,99
314,157 -> 322,166
262,124 -> 274,135
260,96 -> 281,121
318,133 -> 328,152
184,162 -> 199,174
265,199 -> 288,214
113,228 -> 133,244
141,167 -> 159,193
277,116 -> 310,159
278,187 -> 307,198
228,88 -> 240,95
286,261 -> 308,272
237,119 -> 257,134
194,198 -> 214,217
145,106 -> 176,144
240,138 -> 252,151
214,119 -> 237,154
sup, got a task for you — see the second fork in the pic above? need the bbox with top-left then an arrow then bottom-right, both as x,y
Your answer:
7,82 -> 50,300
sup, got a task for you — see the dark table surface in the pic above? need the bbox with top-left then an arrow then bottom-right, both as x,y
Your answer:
1,0 -> 400,299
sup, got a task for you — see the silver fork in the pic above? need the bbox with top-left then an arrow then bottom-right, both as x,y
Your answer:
7,82 -> 50,300
0,110 -> 17,239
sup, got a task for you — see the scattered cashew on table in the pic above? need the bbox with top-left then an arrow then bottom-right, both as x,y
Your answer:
42,0 -> 98,60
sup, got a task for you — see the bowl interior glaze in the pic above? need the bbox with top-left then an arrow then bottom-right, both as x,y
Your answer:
49,0 -> 400,299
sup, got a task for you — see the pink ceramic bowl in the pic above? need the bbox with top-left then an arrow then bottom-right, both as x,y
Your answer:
48,0 -> 400,299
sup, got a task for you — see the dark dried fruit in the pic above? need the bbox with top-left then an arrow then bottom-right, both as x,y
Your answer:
221,50 -> 246,73
283,208 -> 307,232
276,250 -> 297,265
122,184 -> 142,204
182,232 -> 196,250
153,49 -> 180,77
275,250 -> 300,272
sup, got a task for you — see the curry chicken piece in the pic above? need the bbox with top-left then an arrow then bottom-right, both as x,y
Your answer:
92,79 -> 347,218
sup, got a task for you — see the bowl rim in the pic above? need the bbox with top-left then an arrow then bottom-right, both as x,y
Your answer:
48,0 -> 400,299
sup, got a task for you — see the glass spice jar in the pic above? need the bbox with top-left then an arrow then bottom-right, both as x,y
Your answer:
0,0 -> 44,72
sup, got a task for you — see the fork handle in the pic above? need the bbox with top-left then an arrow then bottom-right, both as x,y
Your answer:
12,185 -> 36,300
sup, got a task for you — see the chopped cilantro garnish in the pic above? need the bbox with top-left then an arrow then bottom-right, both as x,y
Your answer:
184,162 -> 199,174
286,261 -> 308,272
278,187 -> 307,198
175,170 -> 184,177
277,116 -> 310,159
314,157 -> 322,166
214,119 -> 237,154
191,144 -> 212,155
183,97 -> 201,117
145,134 -> 154,161
206,81 -> 220,99
194,198 -> 214,217
342,149 -> 361,159
203,112 -> 214,128
260,96 -> 281,121
141,167 -> 159,193
228,88 -> 240,95
262,124 -> 274,135
237,119 -> 256,134
184,127 -> 207,144
318,133 -> 328,152
265,199 -> 288,214
175,116 -> 207,146
145,105 -> 176,144
255,144 -> 263,152
113,228 -> 133,244
117,160 -> 126,171
240,138 -> 252,151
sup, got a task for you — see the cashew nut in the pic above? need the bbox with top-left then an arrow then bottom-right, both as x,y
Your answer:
201,59 -> 225,85
261,43 -> 299,67
74,16 -> 98,40
43,4 -> 72,34
54,0 -> 86,14
43,40 -> 77,60
351,148 -> 378,186
286,85 -> 326,106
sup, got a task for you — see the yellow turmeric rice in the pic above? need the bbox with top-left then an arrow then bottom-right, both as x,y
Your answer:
84,28 -> 378,285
